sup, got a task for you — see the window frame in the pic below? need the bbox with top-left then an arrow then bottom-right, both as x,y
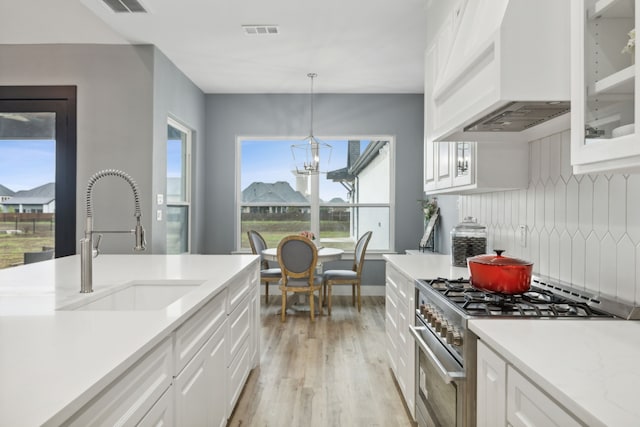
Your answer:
166,116 -> 192,254
235,135 -> 395,253
0,86 -> 77,258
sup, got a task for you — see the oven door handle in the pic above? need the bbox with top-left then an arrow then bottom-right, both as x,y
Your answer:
409,325 -> 465,384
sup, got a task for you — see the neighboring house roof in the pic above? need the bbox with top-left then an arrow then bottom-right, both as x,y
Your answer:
348,140 -> 387,175
327,140 -> 386,182
2,182 -> 55,205
0,184 -> 15,197
242,181 -> 308,203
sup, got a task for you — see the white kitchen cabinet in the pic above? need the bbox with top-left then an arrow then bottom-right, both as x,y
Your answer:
477,340 -> 506,427
424,139 -> 529,195
63,337 -> 173,427
507,367 -> 581,427
384,274 -> 399,375
571,0 -> 640,174
477,340 -> 581,427
175,320 -> 227,427
174,289 -> 227,375
227,292 -> 252,415
384,262 -> 415,420
138,385 -> 174,427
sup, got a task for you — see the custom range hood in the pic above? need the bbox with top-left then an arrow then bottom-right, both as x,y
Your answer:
428,0 -> 571,142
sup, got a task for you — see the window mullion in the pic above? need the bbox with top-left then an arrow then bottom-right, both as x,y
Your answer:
310,172 -> 320,237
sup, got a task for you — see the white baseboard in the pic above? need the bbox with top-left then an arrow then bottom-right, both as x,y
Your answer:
261,285 -> 385,297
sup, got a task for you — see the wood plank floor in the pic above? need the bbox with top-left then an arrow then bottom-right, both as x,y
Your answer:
228,296 -> 416,427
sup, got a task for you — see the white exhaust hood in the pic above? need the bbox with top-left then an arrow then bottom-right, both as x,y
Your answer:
429,0 -> 570,142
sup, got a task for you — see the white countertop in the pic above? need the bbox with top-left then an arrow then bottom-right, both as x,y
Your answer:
383,253 -> 469,280
384,254 -> 640,426
470,319 -> 640,427
0,254 -> 258,427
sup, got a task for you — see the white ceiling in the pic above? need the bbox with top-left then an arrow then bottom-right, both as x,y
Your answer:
0,0 -> 428,94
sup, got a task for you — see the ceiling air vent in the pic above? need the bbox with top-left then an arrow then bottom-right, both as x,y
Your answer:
242,25 -> 280,36
102,0 -> 147,13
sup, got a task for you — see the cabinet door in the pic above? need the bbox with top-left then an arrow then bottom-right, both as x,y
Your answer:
398,273 -> 416,419
174,289 -> 226,374
507,366 -> 581,427
477,341 -> 506,427
451,142 -> 474,187
385,267 -> 399,375
424,45 -> 437,192
435,141 -> 453,189
174,322 -> 227,427
571,0 -> 640,174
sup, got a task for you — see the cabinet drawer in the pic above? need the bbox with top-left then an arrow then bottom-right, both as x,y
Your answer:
175,289 -> 227,374
386,264 -> 403,293
227,339 -> 250,416
63,337 -> 173,427
137,385 -> 173,427
227,268 -> 252,314
228,293 -> 251,361
507,366 -> 581,427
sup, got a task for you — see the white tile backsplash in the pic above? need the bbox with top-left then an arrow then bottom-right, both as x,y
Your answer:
459,129 -> 640,304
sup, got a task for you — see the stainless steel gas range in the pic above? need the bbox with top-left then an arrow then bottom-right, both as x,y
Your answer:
409,275 -> 639,427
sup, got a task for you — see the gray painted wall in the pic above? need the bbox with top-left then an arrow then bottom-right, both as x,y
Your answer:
152,49 -> 207,254
203,93 -> 425,285
0,44 -> 206,255
0,44 -> 155,253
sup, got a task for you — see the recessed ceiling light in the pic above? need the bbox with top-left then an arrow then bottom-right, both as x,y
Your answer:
242,25 -> 279,36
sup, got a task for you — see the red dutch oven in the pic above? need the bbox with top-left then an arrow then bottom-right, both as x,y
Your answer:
467,250 -> 533,294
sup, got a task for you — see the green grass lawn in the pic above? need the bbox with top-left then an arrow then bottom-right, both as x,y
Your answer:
0,220 -> 54,269
241,220 -> 352,249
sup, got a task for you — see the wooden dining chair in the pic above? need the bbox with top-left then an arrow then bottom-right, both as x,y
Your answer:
322,231 -> 372,315
277,235 -> 323,322
247,230 -> 281,304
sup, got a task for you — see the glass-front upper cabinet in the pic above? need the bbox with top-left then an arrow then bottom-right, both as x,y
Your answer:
452,142 -> 473,187
571,0 -> 640,174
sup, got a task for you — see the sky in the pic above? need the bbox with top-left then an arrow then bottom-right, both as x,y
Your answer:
0,140 -> 55,191
241,138 -> 363,202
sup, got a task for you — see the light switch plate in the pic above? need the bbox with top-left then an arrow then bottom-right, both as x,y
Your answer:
156,210 -> 162,221
157,194 -> 164,205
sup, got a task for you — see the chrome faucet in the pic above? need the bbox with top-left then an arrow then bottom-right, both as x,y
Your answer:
80,169 -> 146,293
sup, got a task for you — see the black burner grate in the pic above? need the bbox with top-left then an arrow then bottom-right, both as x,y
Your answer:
424,278 -> 610,318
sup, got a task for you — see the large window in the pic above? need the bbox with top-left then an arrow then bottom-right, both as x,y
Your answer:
0,86 -> 76,268
166,118 -> 191,253
237,137 -> 394,252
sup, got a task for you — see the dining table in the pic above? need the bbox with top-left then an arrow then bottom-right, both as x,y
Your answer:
261,246 -> 344,264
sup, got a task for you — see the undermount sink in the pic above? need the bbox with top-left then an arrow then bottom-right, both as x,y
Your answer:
59,281 -> 202,311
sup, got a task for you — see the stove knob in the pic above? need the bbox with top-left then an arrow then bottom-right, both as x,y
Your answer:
446,329 -> 454,344
429,313 -> 437,326
440,322 -> 449,337
452,330 -> 463,346
434,317 -> 443,332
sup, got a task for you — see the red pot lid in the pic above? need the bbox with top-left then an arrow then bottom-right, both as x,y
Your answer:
468,250 -> 532,266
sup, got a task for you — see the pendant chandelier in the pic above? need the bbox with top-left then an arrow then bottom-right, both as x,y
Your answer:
291,73 -> 332,175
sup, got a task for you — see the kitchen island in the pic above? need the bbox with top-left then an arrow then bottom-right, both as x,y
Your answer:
0,254 -> 260,426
